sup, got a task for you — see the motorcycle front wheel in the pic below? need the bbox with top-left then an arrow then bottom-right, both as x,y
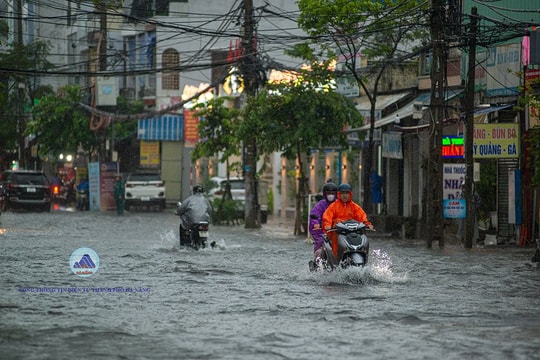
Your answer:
347,252 -> 365,267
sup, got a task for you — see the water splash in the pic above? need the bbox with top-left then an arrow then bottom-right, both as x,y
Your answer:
367,248 -> 409,284
209,238 -> 227,250
154,229 -> 178,250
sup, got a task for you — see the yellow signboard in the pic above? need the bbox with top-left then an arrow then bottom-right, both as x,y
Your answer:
472,123 -> 519,158
140,140 -> 160,167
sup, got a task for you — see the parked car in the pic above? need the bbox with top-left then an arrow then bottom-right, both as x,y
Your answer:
124,172 -> 166,211
0,170 -> 51,212
208,177 -> 246,203
207,176 -> 268,223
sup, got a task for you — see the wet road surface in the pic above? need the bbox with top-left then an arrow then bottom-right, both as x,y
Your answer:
1,209 -> 539,359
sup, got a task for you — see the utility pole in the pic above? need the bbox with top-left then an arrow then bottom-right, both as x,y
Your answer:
15,0 -> 25,169
463,7 -> 478,249
240,0 -> 259,228
98,1 -> 107,72
426,0 -> 447,247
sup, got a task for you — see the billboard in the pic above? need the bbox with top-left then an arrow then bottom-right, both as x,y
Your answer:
472,123 -> 519,158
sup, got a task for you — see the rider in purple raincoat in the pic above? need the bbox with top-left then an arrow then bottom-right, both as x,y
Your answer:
308,182 -> 338,270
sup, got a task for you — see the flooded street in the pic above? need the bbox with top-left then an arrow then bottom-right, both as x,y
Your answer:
1,210 -> 539,359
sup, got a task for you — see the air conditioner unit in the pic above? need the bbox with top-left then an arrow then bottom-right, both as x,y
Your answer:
413,102 -> 424,120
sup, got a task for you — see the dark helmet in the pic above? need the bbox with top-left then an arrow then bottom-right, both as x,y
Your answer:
193,184 -> 204,193
338,183 -> 352,192
322,182 -> 338,194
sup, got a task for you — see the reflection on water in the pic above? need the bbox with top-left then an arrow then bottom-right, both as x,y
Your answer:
1,211 -> 539,360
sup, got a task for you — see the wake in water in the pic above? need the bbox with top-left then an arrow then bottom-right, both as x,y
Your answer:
307,248 -> 409,285
153,229 -> 231,253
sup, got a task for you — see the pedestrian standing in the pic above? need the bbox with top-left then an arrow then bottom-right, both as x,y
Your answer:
113,175 -> 125,215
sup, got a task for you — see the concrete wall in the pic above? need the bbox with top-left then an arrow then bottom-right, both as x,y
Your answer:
161,141 -> 183,205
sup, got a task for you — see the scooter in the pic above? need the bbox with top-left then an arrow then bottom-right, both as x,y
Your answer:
310,219 -> 371,271
180,222 -> 210,250
51,182 -> 76,206
76,190 -> 89,211
175,202 -> 211,250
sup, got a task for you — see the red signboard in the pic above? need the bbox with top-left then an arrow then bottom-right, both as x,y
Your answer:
183,109 -> 199,148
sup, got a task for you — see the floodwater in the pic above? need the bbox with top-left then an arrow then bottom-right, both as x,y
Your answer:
1,209 -> 539,360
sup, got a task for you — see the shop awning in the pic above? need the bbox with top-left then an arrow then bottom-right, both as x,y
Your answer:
355,92 -> 412,112
138,114 -> 184,141
473,104 -> 514,123
349,89 -> 463,132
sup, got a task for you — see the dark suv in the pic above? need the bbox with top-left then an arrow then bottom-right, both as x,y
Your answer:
0,170 -> 51,212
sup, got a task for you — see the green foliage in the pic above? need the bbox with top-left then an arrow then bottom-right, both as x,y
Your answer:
210,198 -> 243,226
241,67 -> 363,159
191,97 -> 242,164
114,96 -> 143,140
298,0 -> 428,55
27,85 -> 99,157
0,20 -> 9,37
297,0 -> 429,212
0,40 -> 52,152
527,126 -> 540,187
241,61 -> 363,234
475,160 -> 497,219
520,76 -> 540,187
297,0 -> 429,87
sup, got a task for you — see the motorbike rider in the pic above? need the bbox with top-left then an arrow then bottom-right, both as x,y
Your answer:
309,182 -> 338,269
176,184 -> 212,244
322,183 -> 374,258
76,177 -> 89,210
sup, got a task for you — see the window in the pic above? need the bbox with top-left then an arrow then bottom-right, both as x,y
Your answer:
162,48 -> 179,90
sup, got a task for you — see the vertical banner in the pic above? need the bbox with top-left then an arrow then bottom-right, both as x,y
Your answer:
140,140 -> 160,167
443,163 -> 465,199
100,162 -> 118,211
508,169 -> 521,224
183,109 -> 199,148
88,162 -> 100,211
443,163 -> 466,219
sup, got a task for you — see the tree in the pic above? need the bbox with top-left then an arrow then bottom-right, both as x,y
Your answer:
241,62 -> 363,235
0,39 -> 52,167
297,0 -> 429,211
26,85 -> 100,158
191,96 -> 244,222
191,97 -> 242,180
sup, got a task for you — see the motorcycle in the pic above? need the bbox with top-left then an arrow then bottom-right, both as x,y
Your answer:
76,190 -> 90,211
175,202 -> 211,250
51,182 -> 76,206
310,219 -> 371,271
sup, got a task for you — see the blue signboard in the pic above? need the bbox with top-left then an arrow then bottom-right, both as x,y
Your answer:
443,199 -> 466,219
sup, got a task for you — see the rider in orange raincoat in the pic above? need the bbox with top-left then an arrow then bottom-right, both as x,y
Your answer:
322,183 -> 374,258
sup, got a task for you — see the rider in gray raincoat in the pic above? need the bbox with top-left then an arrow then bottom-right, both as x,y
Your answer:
176,184 -> 212,239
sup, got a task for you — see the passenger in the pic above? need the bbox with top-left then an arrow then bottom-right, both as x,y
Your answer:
308,182 -> 338,270
322,183 -> 374,258
176,184 -> 212,244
